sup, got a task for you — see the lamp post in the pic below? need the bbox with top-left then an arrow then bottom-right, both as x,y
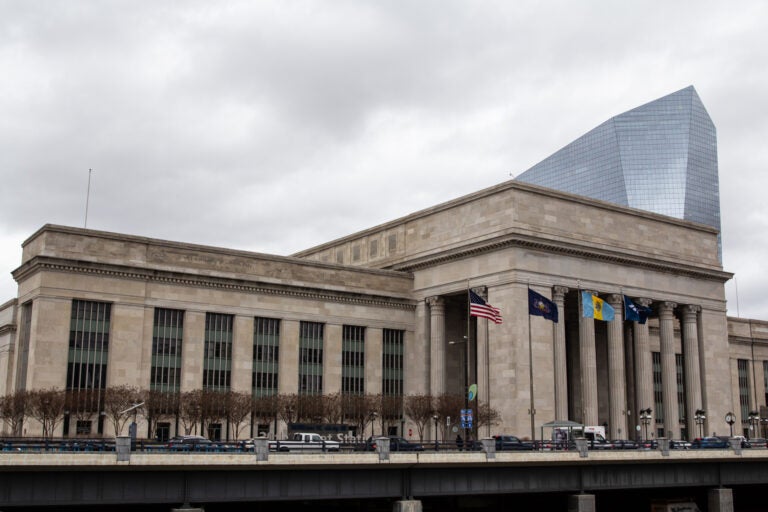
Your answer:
432,414 -> 439,451
639,408 -> 652,441
725,412 -> 735,438
694,409 -> 706,439
748,411 -> 760,439
369,411 -> 378,438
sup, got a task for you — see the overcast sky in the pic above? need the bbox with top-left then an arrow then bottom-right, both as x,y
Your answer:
1,1 -> 766,320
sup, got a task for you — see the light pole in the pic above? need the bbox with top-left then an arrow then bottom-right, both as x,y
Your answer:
432,414 -> 439,451
369,411 -> 378,439
639,408 -> 652,441
748,411 -> 760,439
725,412 -> 735,438
694,409 -> 706,439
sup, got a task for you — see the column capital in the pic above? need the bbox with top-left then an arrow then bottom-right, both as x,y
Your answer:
470,286 -> 487,299
553,286 -> 569,301
426,296 -> 444,309
679,304 -> 701,320
658,301 -> 677,317
606,294 -> 623,307
635,298 -> 653,308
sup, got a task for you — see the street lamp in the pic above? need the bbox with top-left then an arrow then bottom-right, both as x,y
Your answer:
639,408 -> 652,441
748,411 -> 760,439
694,409 -> 706,439
369,411 -> 378,438
432,414 -> 439,451
725,412 -> 735,438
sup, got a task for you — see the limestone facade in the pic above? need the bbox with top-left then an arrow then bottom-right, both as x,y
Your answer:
0,180 -> 763,442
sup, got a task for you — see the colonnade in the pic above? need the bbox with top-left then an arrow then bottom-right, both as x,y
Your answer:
425,287 -> 705,441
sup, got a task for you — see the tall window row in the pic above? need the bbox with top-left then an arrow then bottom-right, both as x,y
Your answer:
675,354 -> 686,424
203,313 -> 233,391
151,308 -> 184,392
299,321 -> 324,394
342,325 -> 365,395
382,329 -> 404,397
253,317 -> 280,397
652,352 -> 663,427
67,299 -> 111,412
738,359 -> 750,427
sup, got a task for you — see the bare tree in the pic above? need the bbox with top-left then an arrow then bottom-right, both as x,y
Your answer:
225,391 -> 252,440
201,390 -> 226,439
103,385 -> 142,436
323,392 -> 344,425
179,390 -> 203,435
435,393 -> 464,442
142,389 -> 178,440
404,394 -> 435,442
277,393 -> 299,427
26,388 -> 67,438
253,393 -> 280,438
473,401 -> 501,435
0,389 -> 28,436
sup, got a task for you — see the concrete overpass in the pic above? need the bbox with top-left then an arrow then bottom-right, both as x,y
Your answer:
1,449 -> 766,511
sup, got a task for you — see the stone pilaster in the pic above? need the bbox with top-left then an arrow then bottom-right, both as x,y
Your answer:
427,297 -> 446,396
681,305 -> 703,439
579,291 -> 598,426
632,299 -> 654,424
659,301 -> 679,439
552,286 -> 569,420
606,294 -> 627,439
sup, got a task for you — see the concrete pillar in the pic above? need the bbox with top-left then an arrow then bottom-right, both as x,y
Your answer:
579,292 -> 598,426
708,488 -> 734,512
553,286 -> 569,421
681,305 -> 703,440
476,315 -> 490,437
633,299 -> 654,427
568,494 -> 595,512
393,500 -> 423,512
606,294 -> 627,440
427,297 -> 446,396
659,301 -> 679,440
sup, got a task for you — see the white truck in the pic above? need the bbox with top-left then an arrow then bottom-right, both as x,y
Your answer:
553,425 -> 612,449
268,432 -> 341,452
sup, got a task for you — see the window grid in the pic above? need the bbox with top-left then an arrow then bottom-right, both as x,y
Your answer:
203,313 -> 233,392
738,359 -> 751,426
150,308 -> 184,393
675,354 -> 686,423
67,299 -> 111,412
253,317 -> 280,397
382,329 -> 404,397
342,325 -> 365,395
299,321 -> 324,395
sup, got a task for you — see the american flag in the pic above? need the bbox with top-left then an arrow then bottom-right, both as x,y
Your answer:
469,290 -> 503,324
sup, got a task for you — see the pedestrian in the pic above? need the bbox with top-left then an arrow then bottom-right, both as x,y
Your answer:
456,434 -> 464,451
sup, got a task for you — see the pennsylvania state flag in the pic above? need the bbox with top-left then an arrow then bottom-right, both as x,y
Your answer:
581,291 -> 615,321
528,288 -> 558,323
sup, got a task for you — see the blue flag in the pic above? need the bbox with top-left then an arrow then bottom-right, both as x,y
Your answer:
581,291 -> 615,321
528,289 -> 558,323
624,295 -> 651,324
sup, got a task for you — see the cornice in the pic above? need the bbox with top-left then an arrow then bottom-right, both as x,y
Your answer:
13,257 -> 416,311
0,324 -> 16,336
388,233 -> 732,282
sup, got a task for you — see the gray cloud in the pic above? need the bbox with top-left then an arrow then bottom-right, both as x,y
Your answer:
1,0 -> 767,319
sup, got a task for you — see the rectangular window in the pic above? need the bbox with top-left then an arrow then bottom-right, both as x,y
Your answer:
67,299 -> 111,413
675,354 -> 686,423
738,359 -> 751,426
382,329 -> 404,397
203,313 -> 233,392
652,352 -> 663,424
150,308 -> 184,392
342,325 -> 365,395
253,317 -> 280,397
299,321 -> 324,395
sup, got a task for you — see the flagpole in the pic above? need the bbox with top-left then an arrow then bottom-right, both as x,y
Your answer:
466,282 -> 471,443
528,292 -> 536,441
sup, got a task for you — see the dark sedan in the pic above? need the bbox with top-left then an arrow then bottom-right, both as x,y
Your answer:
494,435 -> 535,451
691,436 -> 728,449
610,439 -> 638,450
363,436 -> 424,452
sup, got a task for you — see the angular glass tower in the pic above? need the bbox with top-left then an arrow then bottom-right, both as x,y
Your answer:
516,86 -> 720,255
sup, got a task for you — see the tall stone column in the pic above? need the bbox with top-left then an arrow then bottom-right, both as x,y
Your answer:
659,301 -> 679,439
606,294 -> 627,439
681,305 -> 703,439
579,291 -> 598,426
427,297 -> 446,397
632,299 -> 654,427
552,286 -> 569,420
475,296 -> 490,437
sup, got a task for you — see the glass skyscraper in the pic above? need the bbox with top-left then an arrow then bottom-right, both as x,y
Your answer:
516,86 -> 720,255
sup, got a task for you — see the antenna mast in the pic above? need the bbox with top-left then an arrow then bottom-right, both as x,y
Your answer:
84,168 -> 92,228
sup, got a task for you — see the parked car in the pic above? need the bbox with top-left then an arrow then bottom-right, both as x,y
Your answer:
167,435 -> 213,451
638,439 -> 658,450
609,439 -> 638,450
691,436 -> 728,449
747,437 -> 767,448
587,437 -> 614,450
362,436 -> 424,452
669,439 -> 692,449
494,435 -> 535,451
